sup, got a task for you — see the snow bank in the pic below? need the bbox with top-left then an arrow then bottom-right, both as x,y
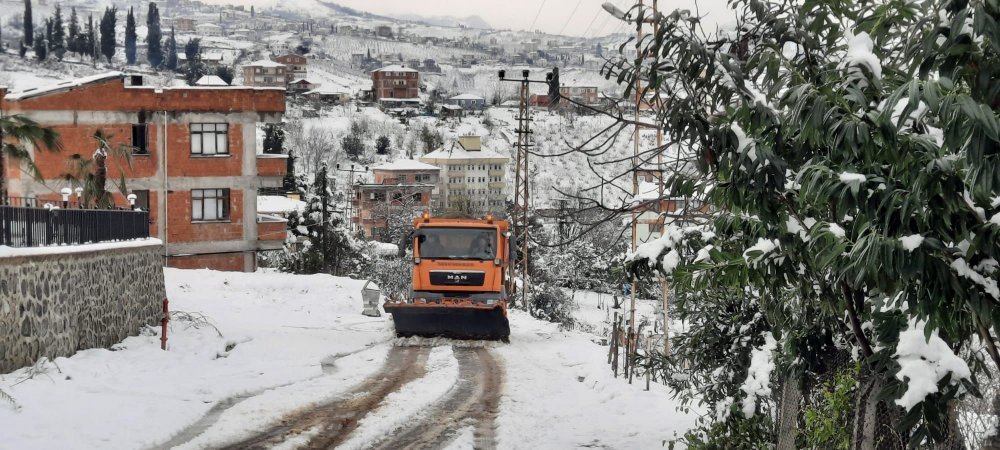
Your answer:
894,319 -> 971,411
740,332 -> 777,418
0,268 -> 392,450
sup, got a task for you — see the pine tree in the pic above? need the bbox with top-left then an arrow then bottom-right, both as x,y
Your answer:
68,7 -> 80,55
124,7 -> 136,64
146,3 -> 162,68
51,4 -> 65,60
23,0 -> 32,47
164,27 -> 177,71
99,6 -> 117,63
250,5 -> 255,17
214,66 -> 234,85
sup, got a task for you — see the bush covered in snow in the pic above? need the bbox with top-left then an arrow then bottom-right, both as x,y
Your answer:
529,283 -> 576,329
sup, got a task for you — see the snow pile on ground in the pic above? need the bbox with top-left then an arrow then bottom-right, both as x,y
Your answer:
0,268 -> 392,450
495,310 -> 699,449
894,318 -> 971,410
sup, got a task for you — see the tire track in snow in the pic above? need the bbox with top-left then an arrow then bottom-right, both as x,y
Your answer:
148,340 -> 390,450
365,347 -> 504,450
215,345 -> 430,450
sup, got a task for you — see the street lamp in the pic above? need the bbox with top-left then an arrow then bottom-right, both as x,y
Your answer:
74,187 -> 84,208
127,193 -> 137,209
602,2 -> 628,20
60,188 -> 72,208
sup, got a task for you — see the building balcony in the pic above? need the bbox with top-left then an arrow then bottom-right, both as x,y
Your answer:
257,154 -> 288,178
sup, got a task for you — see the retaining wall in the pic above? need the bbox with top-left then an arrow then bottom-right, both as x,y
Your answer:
0,241 -> 166,373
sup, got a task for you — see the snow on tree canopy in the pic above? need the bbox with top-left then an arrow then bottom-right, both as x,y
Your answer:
742,238 -> 780,266
893,318 -> 971,411
740,332 -> 777,418
627,226 -> 686,273
899,234 -> 924,252
841,31 -> 882,80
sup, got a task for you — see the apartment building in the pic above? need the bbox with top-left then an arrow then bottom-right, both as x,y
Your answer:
0,72 -> 287,272
420,136 -> 508,215
352,160 -> 439,240
272,53 -> 308,83
371,65 -> 420,108
559,86 -> 599,105
242,59 -> 288,88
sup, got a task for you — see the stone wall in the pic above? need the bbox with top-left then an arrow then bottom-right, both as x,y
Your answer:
0,242 -> 166,373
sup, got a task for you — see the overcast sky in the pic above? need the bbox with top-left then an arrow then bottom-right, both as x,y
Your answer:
331,0 -> 735,37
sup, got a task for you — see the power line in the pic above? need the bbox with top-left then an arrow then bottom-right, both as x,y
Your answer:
528,0 -> 548,32
557,0 -> 586,36
581,3 -> 605,38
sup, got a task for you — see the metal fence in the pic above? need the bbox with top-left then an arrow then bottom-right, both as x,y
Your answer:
0,204 -> 150,247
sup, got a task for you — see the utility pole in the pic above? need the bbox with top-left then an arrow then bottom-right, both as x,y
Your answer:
319,164 -> 330,272
652,0 -> 670,357
336,163 -> 368,233
498,68 -> 557,311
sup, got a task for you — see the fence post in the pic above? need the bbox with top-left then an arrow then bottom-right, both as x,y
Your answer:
161,298 -> 169,350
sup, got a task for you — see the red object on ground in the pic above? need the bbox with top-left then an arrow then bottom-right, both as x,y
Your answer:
161,298 -> 169,350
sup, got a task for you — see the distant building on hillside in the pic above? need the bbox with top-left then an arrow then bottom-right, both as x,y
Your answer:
195,22 -> 223,36
371,65 -> 420,109
242,59 -> 287,88
448,93 -> 486,111
272,53 -> 307,82
172,17 -> 196,33
353,160 -> 439,241
559,86 -> 599,106
420,136 -> 508,215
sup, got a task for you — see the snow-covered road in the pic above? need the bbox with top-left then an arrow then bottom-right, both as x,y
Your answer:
0,269 -> 697,449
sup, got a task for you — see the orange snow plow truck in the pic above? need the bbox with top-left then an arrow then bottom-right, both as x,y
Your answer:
384,213 -> 512,342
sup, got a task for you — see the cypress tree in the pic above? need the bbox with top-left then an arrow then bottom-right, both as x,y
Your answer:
250,5 -> 255,17
99,6 -> 116,63
85,14 -> 96,60
124,7 -> 136,64
51,4 -> 65,60
33,28 -> 45,60
68,7 -> 80,55
164,27 -> 177,71
23,0 -> 32,47
146,3 -> 162,67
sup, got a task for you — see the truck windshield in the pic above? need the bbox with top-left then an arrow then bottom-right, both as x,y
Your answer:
417,227 -> 497,260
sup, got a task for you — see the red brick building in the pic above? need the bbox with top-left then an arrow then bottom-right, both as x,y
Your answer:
0,72 -> 287,272
242,59 -> 288,88
272,53 -> 308,83
352,160 -> 438,240
370,65 -> 420,108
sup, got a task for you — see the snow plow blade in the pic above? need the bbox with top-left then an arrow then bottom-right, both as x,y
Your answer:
385,303 -> 510,341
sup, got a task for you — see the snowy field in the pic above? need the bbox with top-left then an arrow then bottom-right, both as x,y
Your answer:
0,268 -> 697,449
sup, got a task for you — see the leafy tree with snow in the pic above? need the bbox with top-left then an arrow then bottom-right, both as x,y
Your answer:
375,135 -> 391,155
341,134 -> 363,160
263,124 -> 285,155
598,0 -> 1000,446
61,130 -> 134,208
214,66 -> 234,85
98,6 -> 116,63
282,165 -> 364,276
146,3 -> 162,68
124,7 -> 136,64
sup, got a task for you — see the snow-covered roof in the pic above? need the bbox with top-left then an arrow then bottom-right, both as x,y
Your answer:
305,86 -> 349,96
440,104 -> 462,110
421,142 -> 508,161
371,64 -> 418,73
372,159 -> 441,171
195,75 -> 228,86
180,52 -> 224,61
256,195 -> 306,215
245,59 -> 285,68
450,93 -> 484,101
289,79 -> 315,85
5,72 -> 124,101
196,23 -> 222,29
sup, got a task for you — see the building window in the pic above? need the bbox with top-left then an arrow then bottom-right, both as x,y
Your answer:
191,123 -> 229,155
398,174 -> 407,182
392,192 -> 403,201
191,188 -> 230,221
132,124 -> 148,154
412,192 -> 422,202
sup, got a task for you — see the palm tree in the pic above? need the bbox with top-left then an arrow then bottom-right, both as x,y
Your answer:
0,115 -> 62,202
61,130 -> 132,208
